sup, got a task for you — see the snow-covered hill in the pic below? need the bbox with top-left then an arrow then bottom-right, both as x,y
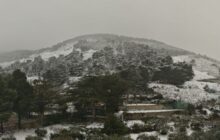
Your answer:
0,34 -> 190,68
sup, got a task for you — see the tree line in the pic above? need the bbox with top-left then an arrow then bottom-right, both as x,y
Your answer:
0,57 -> 194,132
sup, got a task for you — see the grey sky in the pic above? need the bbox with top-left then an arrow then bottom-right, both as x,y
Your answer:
0,0 -> 220,60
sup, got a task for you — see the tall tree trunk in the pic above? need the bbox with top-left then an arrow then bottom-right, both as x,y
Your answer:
40,112 -> 44,126
0,121 -> 4,133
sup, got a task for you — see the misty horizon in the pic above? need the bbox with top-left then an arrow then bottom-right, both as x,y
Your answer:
0,0 -> 220,60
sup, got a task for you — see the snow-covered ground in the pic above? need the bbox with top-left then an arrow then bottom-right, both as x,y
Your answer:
125,120 -> 145,128
1,124 -> 73,140
129,131 -> 168,140
30,44 -> 75,61
173,55 -> 220,77
82,49 -> 97,60
1,122 -> 104,140
149,55 -> 220,104
86,122 -> 104,129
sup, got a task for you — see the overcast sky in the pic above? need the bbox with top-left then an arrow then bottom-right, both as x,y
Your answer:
0,0 -> 220,60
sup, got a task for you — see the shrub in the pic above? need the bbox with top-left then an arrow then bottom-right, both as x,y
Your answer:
2,136 -> 16,140
190,122 -> 203,131
103,135 -> 132,140
102,115 -> 129,135
168,133 -> 189,140
35,129 -> 47,137
160,128 -> 168,135
25,136 -> 43,140
50,128 -> 85,140
204,85 -> 216,93
131,124 -> 146,133
152,62 -> 194,85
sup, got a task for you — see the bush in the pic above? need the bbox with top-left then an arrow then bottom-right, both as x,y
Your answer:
103,135 -> 132,140
35,129 -> 47,137
204,85 -> 216,93
160,128 -> 168,135
190,122 -> 203,131
102,115 -> 129,135
137,135 -> 159,140
25,136 -> 43,140
152,62 -> 194,85
2,136 -> 16,140
50,128 -> 85,140
131,124 -> 146,133
168,133 -> 189,140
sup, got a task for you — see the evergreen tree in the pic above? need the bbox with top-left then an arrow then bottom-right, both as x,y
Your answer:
33,78 -> 57,126
72,74 -> 128,120
9,69 -> 33,129
0,75 -> 16,133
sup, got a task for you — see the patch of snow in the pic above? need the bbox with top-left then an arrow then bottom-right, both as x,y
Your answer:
149,83 -> 218,104
69,76 -> 82,83
173,55 -> 220,77
1,124 -> 73,140
149,63 -> 220,104
193,69 -> 215,80
203,108 -> 213,116
129,131 -> 158,140
82,49 -> 97,60
66,102 -> 76,113
0,43 -> 75,68
0,61 -> 16,68
172,55 -> 191,63
86,123 -> 104,129
125,120 -> 145,128
27,76 -> 40,83
186,128 -> 194,136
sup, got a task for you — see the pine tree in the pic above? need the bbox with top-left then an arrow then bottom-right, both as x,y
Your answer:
9,69 -> 33,129
0,75 -> 16,133
33,78 -> 57,126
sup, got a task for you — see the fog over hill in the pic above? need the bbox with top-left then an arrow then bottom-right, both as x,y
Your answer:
0,34 -> 190,63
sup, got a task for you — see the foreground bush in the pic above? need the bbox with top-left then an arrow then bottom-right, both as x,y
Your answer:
25,136 -> 43,140
2,136 -> 16,140
102,115 -> 129,135
50,128 -> 84,140
35,129 -> 47,137
168,133 -> 189,140
103,135 -> 132,140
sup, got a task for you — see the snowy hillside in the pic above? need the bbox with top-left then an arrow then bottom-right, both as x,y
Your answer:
0,34 -> 190,68
149,55 -> 220,104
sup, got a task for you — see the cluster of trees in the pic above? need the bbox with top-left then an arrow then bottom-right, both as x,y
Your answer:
71,74 -> 129,120
0,69 -> 132,132
153,62 -> 194,85
0,69 -> 57,132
